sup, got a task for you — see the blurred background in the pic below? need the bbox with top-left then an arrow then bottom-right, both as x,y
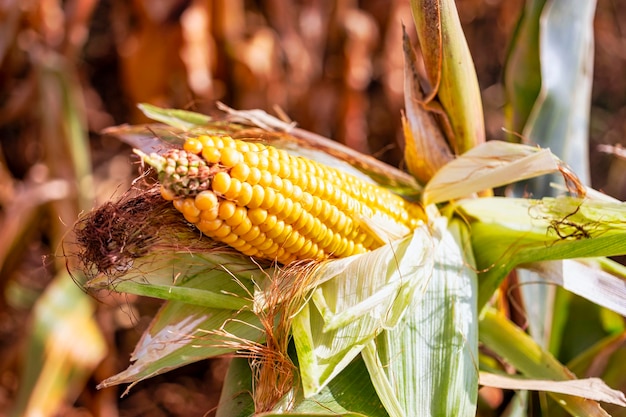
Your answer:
0,0 -> 625,416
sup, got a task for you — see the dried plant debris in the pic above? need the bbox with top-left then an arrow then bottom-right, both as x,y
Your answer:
73,185 -> 228,283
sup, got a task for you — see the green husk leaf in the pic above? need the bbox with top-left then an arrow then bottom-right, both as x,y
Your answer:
424,141 -> 562,205
363,219 -> 478,417
138,102 -> 212,130
86,252 -> 263,309
292,225 -> 435,397
98,301 -> 262,390
456,196 -> 626,310
218,356 -> 388,417
479,308 -> 612,416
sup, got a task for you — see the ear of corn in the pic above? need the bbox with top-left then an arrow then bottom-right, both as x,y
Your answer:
139,135 -> 425,264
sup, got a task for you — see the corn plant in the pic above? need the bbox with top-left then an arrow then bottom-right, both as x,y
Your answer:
72,1 -> 626,416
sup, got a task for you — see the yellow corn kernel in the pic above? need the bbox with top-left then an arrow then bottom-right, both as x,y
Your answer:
202,146 -> 221,164
218,200 -> 237,220
156,135 -> 425,264
248,207 -> 268,225
220,147 -> 242,167
225,206 -> 247,227
224,177 -> 242,200
230,163 -> 250,181
195,190 -> 219,211
235,182 -> 253,206
184,137 -> 203,154
212,172 -> 231,195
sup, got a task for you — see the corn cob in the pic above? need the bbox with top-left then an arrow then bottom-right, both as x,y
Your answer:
140,135 -> 425,264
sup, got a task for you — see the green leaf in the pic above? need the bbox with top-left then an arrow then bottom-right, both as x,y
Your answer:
515,0 -> 597,196
86,252 -> 263,309
479,308 -> 613,416
217,356 -> 389,417
457,196 -> 626,310
98,300 -> 262,390
10,275 -> 106,417
292,225 -> 435,397
504,0 -> 545,136
363,219 -> 478,417
138,103 -> 212,130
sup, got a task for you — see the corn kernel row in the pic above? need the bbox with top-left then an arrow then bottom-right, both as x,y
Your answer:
152,135 -> 424,264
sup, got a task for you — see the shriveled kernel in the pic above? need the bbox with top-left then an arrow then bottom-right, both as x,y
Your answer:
161,185 -> 177,200
173,198 -> 185,212
195,190 -> 219,211
184,138 -> 203,154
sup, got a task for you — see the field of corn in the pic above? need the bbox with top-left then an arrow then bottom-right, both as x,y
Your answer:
2,0 -> 626,416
